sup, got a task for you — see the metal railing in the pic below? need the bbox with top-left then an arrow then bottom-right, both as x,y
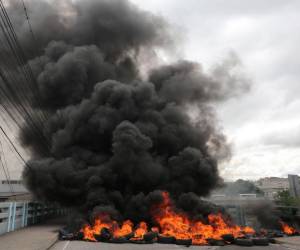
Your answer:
0,201 -> 66,235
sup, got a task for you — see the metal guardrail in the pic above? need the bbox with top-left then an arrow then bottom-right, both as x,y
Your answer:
0,201 -> 66,236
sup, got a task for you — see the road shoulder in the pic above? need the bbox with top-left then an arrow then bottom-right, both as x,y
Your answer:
0,220 -> 62,250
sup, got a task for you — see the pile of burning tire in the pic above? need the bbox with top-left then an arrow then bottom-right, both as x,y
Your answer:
58,227 -> 299,247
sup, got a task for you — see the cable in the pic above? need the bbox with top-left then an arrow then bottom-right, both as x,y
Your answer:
0,0 -> 52,159
0,136 -> 15,200
0,126 -> 28,166
0,0 -> 49,123
0,68 -> 50,154
0,4 -> 48,124
21,0 -> 38,51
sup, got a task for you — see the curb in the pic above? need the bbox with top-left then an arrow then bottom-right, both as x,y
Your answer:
44,235 -> 59,250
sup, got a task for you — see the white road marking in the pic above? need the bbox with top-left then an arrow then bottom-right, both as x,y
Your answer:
62,241 -> 70,250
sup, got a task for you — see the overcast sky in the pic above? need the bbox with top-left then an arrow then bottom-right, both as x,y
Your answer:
1,0 -> 300,181
131,0 -> 300,180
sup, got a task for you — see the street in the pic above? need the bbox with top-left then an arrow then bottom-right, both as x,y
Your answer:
50,241 -> 296,250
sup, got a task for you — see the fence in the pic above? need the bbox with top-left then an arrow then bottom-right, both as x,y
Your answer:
0,202 -> 66,236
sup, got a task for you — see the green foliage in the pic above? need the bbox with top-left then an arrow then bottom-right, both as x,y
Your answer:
275,190 -> 300,207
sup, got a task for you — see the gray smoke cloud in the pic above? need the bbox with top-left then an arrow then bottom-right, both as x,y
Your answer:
247,201 -> 281,230
3,0 -> 249,222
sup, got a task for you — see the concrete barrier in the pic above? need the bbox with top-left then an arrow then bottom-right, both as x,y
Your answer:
0,201 -> 66,236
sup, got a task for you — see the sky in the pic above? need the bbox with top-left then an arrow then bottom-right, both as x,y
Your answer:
1,0 -> 300,181
130,0 -> 300,180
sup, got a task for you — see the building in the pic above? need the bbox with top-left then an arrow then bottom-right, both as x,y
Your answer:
0,180 -> 30,201
254,177 -> 289,199
207,194 -> 265,227
288,175 -> 300,198
208,176 -> 300,228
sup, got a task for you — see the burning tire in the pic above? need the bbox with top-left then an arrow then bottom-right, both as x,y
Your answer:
129,240 -> 150,244
124,233 -> 134,240
252,238 -> 269,246
221,234 -> 235,244
143,232 -> 158,242
235,238 -> 254,246
207,238 -> 225,246
175,239 -> 192,246
157,235 -> 176,244
94,228 -> 112,242
109,237 -> 128,244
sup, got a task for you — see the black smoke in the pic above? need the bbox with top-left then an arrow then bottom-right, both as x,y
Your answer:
247,201 -> 281,230
5,0 -> 248,222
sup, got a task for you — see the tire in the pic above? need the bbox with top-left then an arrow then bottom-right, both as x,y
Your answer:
221,234 -> 235,244
235,238 -> 254,246
253,238 -> 269,246
175,239 -> 192,246
157,235 -> 176,244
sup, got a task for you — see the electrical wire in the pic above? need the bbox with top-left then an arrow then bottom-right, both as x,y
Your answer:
0,1 -> 52,155
0,135 -> 15,200
0,126 -> 28,166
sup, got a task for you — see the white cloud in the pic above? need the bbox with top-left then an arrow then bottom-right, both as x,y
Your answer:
132,0 -> 300,180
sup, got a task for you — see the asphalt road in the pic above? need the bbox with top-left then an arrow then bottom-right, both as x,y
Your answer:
50,241 -> 295,250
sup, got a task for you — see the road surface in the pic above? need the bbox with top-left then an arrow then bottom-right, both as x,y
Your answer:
50,241 -> 296,250
0,219 -> 62,250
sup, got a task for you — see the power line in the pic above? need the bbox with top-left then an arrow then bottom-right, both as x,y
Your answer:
0,136 -> 15,199
18,0 -> 49,121
0,0 -> 49,116
0,68 -> 50,155
0,0 -> 51,155
21,0 -> 38,50
0,126 -> 27,166
0,1 -> 48,122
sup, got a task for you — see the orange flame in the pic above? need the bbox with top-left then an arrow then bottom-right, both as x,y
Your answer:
131,222 -> 148,241
81,191 -> 255,245
81,217 -> 134,241
113,220 -> 133,238
152,192 -> 255,244
280,221 -> 297,235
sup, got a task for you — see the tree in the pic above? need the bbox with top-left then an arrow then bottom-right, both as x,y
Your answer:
275,190 -> 300,207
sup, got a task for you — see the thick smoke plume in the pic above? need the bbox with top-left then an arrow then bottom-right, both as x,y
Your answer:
5,0 -> 248,222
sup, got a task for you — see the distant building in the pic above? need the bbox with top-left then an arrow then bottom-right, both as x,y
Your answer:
209,194 -> 263,204
0,180 -> 30,201
208,176 -> 300,227
207,194 -> 265,227
288,174 -> 300,198
254,177 -> 289,199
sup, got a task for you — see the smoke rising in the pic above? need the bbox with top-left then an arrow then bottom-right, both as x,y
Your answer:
247,201 -> 281,229
5,0 -> 249,222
